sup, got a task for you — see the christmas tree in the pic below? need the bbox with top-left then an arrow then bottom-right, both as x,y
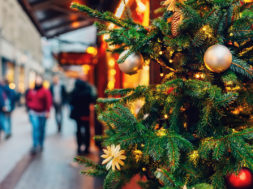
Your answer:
71,0 -> 253,188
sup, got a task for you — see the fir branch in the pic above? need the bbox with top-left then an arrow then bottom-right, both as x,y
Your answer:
105,88 -> 135,96
71,2 -> 136,29
117,29 -> 159,63
231,61 -> 253,79
74,156 -> 106,171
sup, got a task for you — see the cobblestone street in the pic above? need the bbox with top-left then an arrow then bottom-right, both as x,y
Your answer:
0,107 -> 102,189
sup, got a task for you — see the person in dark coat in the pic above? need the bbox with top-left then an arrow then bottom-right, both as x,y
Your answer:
70,76 -> 97,155
50,75 -> 67,133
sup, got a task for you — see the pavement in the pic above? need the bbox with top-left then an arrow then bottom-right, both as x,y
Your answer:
0,107 -> 102,189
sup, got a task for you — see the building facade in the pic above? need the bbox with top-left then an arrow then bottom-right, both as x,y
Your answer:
0,0 -> 43,93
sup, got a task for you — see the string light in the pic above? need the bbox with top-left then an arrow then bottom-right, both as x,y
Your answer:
86,46 -> 97,56
160,73 -> 164,77
169,59 -> 173,63
195,73 -> 201,79
164,114 -> 168,119
159,51 -> 163,55
194,73 -> 205,79
189,150 -> 199,166
156,128 -> 167,137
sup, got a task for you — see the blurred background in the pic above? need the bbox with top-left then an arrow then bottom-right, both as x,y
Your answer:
0,0 -> 163,189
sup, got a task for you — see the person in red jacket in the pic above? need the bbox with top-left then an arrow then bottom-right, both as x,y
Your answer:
26,76 -> 52,155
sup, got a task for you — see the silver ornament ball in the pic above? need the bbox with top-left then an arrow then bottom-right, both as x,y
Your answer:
204,44 -> 232,73
118,50 -> 144,75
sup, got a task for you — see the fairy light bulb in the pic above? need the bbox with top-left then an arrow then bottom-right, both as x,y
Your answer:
164,114 -> 168,119
195,73 -> 200,79
160,73 -> 164,77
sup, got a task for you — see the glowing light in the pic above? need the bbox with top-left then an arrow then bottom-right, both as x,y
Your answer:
164,114 -> 168,119
195,73 -> 205,79
108,59 -> 115,67
103,34 -> 110,41
9,83 -> 16,89
110,69 -> 117,76
169,59 -> 173,63
195,73 -> 200,79
82,65 -> 90,75
160,73 -> 164,77
115,0 -> 130,18
108,0 -> 130,29
231,109 -> 240,115
71,21 -> 80,28
107,81 -> 115,90
159,51 -> 163,55
143,65 -> 149,71
136,0 -> 146,13
86,46 -> 97,56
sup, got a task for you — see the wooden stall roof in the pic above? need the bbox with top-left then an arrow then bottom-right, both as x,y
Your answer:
18,0 -> 119,38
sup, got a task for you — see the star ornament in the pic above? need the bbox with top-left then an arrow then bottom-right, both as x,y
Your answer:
101,144 -> 126,171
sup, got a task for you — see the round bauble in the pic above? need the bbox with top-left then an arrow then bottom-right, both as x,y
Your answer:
118,50 -> 144,75
226,168 -> 253,189
204,44 -> 232,73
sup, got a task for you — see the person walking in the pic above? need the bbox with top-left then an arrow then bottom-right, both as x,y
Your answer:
0,83 -> 6,139
70,76 -> 97,155
26,76 -> 52,154
2,79 -> 16,139
50,75 -> 67,133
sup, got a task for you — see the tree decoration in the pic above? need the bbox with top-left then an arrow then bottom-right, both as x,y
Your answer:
133,149 -> 143,162
70,1 -> 253,188
118,50 -> 144,75
156,128 -> 167,137
166,87 -> 175,94
226,168 -> 253,189
189,150 -> 199,166
101,144 -> 126,171
171,10 -> 183,37
163,0 -> 186,37
204,44 -> 232,73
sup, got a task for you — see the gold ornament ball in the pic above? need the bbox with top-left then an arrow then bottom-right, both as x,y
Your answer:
118,50 -> 144,75
204,44 -> 232,73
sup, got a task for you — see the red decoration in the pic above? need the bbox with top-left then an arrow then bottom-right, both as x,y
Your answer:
226,168 -> 253,189
167,87 -> 175,94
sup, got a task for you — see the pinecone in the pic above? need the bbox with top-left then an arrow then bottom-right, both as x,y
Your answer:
171,10 -> 182,37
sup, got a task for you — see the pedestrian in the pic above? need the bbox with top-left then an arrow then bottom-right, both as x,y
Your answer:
50,75 -> 67,133
69,75 -> 97,155
0,83 -> 6,139
25,76 -> 52,155
1,79 -> 17,140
